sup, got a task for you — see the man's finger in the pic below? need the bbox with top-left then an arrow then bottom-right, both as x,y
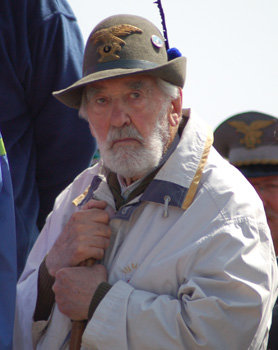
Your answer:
81,199 -> 107,210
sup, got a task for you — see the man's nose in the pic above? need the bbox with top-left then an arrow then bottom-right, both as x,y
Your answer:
110,99 -> 131,127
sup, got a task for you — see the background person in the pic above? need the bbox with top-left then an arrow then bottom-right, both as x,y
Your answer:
214,110 -> 278,349
214,111 -> 278,254
14,15 -> 277,349
0,0 -> 97,277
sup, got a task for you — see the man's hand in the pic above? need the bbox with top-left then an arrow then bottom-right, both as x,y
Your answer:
53,264 -> 107,320
46,200 -> 111,277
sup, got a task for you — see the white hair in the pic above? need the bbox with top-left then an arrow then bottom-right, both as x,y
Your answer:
156,78 -> 180,101
78,77 -> 180,120
78,88 -> 91,120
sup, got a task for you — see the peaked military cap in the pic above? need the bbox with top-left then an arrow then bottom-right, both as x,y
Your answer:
214,111 -> 278,177
53,14 -> 186,109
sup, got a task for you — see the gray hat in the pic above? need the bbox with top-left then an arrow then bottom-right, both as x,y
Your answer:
53,14 -> 186,109
214,111 -> 278,177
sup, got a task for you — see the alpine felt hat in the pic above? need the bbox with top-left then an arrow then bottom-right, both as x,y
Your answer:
53,14 -> 186,109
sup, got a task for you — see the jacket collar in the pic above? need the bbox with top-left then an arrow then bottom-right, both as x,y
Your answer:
141,109 -> 213,210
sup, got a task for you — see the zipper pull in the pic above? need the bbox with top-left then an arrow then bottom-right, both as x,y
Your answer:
163,195 -> 171,218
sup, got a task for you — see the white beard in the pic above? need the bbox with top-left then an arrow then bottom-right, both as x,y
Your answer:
98,108 -> 170,179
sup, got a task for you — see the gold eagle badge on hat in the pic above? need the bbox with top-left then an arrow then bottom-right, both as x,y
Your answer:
90,24 -> 143,63
228,120 -> 275,148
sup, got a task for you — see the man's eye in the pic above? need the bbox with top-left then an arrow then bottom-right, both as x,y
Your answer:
130,92 -> 141,99
256,183 -> 278,192
267,184 -> 278,189
96,97 -> 107,104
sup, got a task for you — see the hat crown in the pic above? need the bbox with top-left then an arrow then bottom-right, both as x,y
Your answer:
83,14 -> 167,76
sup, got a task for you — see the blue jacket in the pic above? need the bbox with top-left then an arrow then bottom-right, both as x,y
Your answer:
0,133 -> 17,350
0,0 -> 96,277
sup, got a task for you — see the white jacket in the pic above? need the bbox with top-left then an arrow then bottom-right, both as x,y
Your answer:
14,112 -> 278,349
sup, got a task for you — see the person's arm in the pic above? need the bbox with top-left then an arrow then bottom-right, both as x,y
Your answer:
13,217 -> 54,350
13,170 -> 98,350
27,1 -> 96,230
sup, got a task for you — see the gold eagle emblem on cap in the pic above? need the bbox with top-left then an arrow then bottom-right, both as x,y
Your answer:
228,120 -> 275,148
90,24 -> 143,63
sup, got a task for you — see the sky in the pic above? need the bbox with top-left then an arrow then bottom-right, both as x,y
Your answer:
68,0 -> 278,129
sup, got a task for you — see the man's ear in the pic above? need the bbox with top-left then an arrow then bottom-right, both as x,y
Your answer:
168,88 -> 183,127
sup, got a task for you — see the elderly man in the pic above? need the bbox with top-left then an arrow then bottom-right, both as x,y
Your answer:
214,111 -> 278,349
14,15 -> 277,349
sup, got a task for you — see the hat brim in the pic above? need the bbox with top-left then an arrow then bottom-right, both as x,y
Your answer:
53,56 -> 186,109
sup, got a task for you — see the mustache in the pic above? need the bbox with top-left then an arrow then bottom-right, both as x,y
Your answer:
106,125 -> 144,145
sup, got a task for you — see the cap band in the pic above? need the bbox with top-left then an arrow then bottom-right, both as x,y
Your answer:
85,59 -> 159,75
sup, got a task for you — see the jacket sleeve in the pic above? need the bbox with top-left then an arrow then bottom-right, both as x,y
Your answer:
82,219 -> 276,350
13,168 -> 94,350
13,218 -> 52,350
27,2 -> 96,230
